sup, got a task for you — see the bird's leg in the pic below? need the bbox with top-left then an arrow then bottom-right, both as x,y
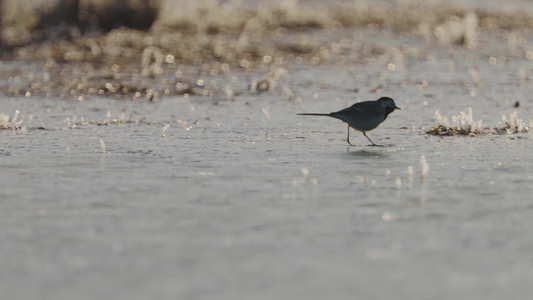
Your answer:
363,132 -> 381,147
346,124 -> 355,146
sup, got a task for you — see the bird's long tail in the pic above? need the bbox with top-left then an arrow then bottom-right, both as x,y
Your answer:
297,113 -> 331,116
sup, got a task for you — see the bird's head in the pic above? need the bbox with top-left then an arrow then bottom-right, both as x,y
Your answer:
377,97 -> 401,117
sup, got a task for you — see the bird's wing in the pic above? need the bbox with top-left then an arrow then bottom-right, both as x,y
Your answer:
332,101 -> 383,118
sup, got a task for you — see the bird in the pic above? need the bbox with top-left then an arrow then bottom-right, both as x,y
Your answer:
298,96 -> 401,146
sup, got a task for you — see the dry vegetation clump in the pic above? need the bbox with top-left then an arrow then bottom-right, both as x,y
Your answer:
0,110 -> 24,130
494,111 -> 532,134
427,109 -> 532,136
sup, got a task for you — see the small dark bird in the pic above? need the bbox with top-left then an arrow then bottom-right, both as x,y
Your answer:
298,97 -> 401,146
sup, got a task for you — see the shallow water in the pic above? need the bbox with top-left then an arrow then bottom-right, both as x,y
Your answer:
3,53 -> 533,300
3,0 -> 533,299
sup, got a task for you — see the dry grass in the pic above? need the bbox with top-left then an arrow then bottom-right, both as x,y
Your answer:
427,109 -> 531,136
495,112 -> 532,134
0,110 -> 24,130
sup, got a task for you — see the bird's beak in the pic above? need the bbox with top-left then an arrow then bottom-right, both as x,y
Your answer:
396,106 -> 401,110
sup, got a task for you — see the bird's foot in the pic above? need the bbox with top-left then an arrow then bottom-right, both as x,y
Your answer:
344,139 -> 356,147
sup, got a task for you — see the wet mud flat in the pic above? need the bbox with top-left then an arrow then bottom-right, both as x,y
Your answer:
2,59 -> 533,299
3,1 -> 533,299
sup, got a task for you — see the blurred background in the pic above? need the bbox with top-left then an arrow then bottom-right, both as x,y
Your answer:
3,0 -> 533,99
